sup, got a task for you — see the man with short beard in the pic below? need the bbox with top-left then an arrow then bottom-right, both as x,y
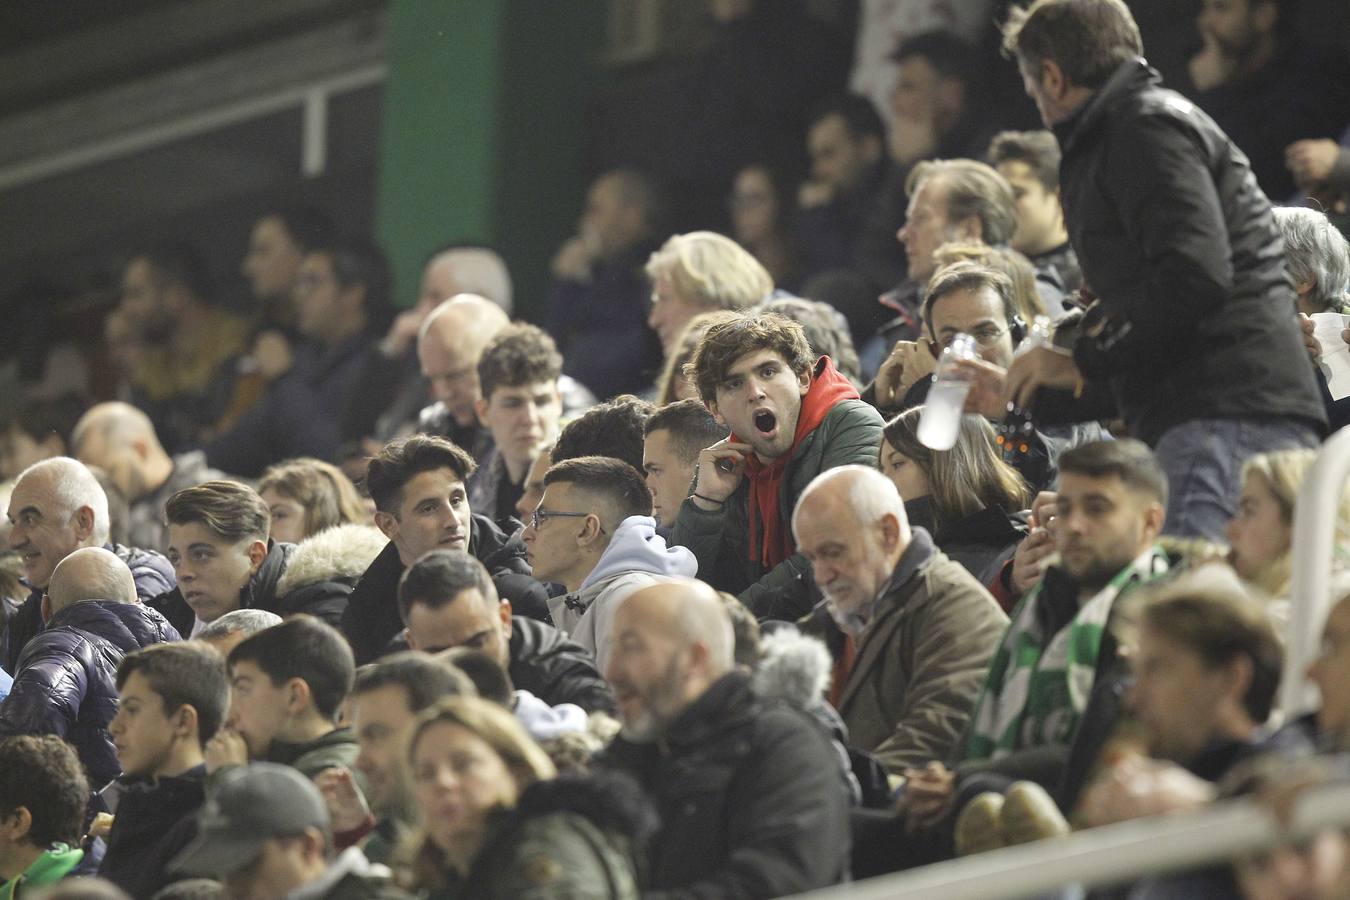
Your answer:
892,440 -> 1170,862
600,579 -> 851,896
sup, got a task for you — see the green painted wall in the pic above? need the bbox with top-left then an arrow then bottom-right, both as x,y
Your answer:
374,0 -> 603,321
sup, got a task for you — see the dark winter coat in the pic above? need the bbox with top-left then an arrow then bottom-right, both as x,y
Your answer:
274,524 -> 388,628
149,540 -> 296,637
508,616 -> 615,715
906,498 -> 1029,590
1055,58 -> 1325,444
601,671 -> 851,897
98,765 -> 206,898
0,542 -> 175,675
340,515 -> 550,665
424,773 -> 654,899
0,600 -> 180,785
205,333 -> 387,478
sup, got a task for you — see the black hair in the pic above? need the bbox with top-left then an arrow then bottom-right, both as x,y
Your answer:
117,642 -> 231,745
228,615 -> 355,722
352,651 -> 476,712
398,549 -> 498,625
806,93 -> 886,143
553,395 -> 654,474
1059,438 -> 1169,508
365,434 -> 477,515
644,399 -> 730,465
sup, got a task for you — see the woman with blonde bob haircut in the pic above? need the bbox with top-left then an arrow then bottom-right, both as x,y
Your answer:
645,231 -> 773,355
407,696 -> 648,899
880,408 -> 1031,589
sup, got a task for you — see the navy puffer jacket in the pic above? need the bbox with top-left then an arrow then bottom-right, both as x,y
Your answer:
0,542 -> 176,675
0,600 -> 180,785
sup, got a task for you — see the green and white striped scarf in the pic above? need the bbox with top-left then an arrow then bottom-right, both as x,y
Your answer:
964,545 -> 1169,762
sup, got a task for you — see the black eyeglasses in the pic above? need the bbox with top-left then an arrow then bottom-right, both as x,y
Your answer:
529,507 -> 604,533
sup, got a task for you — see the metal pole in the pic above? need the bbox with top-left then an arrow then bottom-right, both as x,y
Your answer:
1280,425 -> 1350,715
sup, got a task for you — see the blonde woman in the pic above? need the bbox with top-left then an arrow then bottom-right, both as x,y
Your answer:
879,408 -> 1031,587
1226,448 -> 1350,632
407,696 -> 649,899
645,231 -> 773,355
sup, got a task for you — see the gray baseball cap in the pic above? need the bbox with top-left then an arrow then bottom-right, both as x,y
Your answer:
170,763 -> 331,878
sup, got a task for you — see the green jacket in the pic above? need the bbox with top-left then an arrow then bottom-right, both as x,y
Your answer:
673,398 -> 884,620
0,843 -> 82,900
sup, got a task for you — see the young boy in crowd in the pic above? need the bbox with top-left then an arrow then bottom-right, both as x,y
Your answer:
0,735 -> 90,897
207,616 -> 361,785
99,641 -> 231,898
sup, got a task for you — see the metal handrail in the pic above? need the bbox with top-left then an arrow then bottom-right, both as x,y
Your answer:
798,781 -> 1350,900
1280,425 -> 1350,714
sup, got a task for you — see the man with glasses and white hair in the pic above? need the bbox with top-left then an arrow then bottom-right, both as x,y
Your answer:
520,455 -> 695,668
3,457 -> 175,673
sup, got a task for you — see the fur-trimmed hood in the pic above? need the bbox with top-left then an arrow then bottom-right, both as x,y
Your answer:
751,626 -> 832,712
276,524 -> 388,597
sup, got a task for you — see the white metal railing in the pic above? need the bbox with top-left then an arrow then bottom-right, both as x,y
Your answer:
798,781 -> 1350,900
1280,424 -> 1350,714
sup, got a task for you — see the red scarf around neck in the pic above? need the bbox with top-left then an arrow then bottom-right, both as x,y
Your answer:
734,357 -> 859,568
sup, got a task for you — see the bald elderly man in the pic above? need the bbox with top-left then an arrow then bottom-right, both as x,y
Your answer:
600,579 -> 851,895
3,457 -> 175,673
73,401 -> 224,553
0,547 -> 179,786
793,465 -> 1007,774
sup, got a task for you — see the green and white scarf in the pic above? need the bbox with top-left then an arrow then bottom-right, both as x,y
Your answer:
964,545 -> 1169,762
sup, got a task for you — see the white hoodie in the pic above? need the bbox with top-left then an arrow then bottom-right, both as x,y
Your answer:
546,515 -> 698,669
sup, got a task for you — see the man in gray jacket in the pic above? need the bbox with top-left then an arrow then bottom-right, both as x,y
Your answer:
522,456 -> 696,668
794,465 -> 1008,774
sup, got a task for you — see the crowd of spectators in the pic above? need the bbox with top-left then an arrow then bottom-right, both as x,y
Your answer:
1,0 -> 1350,897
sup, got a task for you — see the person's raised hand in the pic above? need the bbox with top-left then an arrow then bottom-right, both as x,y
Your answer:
1299,313 -> 1322,362
953,357 -> 1009,419
1285,139 -> 1342,189
551,236 -> 595,282
314,767 -> 372,833
690,439 -> 752,509
204,727 -> 249,773
876,340 -> 937,407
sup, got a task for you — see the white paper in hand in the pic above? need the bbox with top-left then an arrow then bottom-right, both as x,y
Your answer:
1312,312 -> 1350,401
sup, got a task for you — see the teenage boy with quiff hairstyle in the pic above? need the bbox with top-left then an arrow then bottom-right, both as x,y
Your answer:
208,616 -> 361,785
100,641 -> 231,898
674,311 -> 883,620
151,480 -> 294,637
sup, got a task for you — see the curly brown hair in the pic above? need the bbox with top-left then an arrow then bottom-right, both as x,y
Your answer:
686,311 -> 814,405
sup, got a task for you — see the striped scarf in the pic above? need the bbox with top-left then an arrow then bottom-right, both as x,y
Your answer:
964,545 -> 1170,762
